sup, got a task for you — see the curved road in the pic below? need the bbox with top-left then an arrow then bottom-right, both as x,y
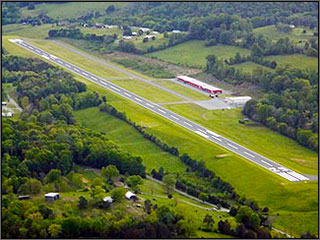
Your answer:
10,38 -> 312,182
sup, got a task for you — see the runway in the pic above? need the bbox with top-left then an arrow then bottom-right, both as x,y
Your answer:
9,38 -> 311,182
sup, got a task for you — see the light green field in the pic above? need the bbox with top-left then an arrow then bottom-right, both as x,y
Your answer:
233,61 -> 274,73
163,103 -> 318,175
253,25 -> 316,43
147,41 -> 251,68
153,80 -> 209,100
4,38 -> 318,237
20,2 -> 128,19
80,27 -> 123,37
109,79 -> 184,103
28,39 -> 127,78
133,34 -> 169,52
264,54 -> 318,71
2,24 -> 59,39
74,107 -> 186,173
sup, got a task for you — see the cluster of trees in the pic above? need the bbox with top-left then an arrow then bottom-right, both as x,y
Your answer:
2,194 -> 196,238
225,52 -> 277,69
2,54 -> 146,196
103,2 -> 317,32
48,28 -> 117,45
206,54 -> 318,151
217,205 -> 271,238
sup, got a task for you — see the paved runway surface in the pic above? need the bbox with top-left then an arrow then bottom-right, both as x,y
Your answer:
10,39 -> 311,182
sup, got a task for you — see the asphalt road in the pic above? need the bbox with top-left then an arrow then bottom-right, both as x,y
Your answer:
10,38 -> 311,182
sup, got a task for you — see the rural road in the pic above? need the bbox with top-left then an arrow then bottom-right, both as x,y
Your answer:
10,38 -> 312,183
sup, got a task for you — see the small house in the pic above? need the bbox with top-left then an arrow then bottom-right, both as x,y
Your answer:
289,24 -> 295,29
152,31 -> 160,35
45,192 -> 59,201
18,195 -> 31,200
132,32 -> 137,36
122,36 -> 133,40
103,196 -> 113,203
2,101 -> 7,106
172,30 -> 181,33
2,112 -> 13,118
125,191 -> 138,201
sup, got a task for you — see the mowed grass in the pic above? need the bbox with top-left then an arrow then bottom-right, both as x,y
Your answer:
133,34 -> 169,52
2,24 -> 59,39
109,79 -> 184,103
74,107 -> 186,174
20,2 -> 128,19
253,25 -> 316,43
264,54 -> 318,71
28,39 -> 127,78
163,103 -> 318,175
153,80 -> 210,100
5,39 -> 318,237
147,41 -> 251,68
233,61 -> 274,73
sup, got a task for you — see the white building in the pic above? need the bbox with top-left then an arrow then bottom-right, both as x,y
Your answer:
44,192 -> 59,200
103,196 -> 113,203
132,32 -> 137,36
2,101 -> 7,106
225,96 -> 252,106
152,31 -> 160,35
122,36 -> 133,40
172,30 -> 181,33
2,112 -> 13,118
145,35 -> 156,39
125,191 -> 137,201
177,76 -> 222,94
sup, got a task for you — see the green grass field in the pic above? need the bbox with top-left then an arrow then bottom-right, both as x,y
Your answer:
2,24 -> 59,39
28,39 -> 127,78
264,54 -> 318,71
153,80 -> 210,100
147,41 -> 251,68
253,25 -> 316,43
133,34 -> 169,52
20,2 -> 128,19
109,79 -> 184,103
4,36 -> 318,237
74,107 -> 186,174
163,103 -> 318,175
233,61 -> 274,73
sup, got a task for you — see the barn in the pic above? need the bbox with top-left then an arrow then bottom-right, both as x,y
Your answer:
177,76 -> 222,94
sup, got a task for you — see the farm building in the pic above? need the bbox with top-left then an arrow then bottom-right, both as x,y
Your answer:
44,192 -> 60,201
225,96 -> 252,106
145,35 -> 156,40
103,196 -> 113,203
177,76 -> 222,94
2,101 -> 7,106
125,191 -> 138,201
2,112 -> 13,118
18,195 -> 31,200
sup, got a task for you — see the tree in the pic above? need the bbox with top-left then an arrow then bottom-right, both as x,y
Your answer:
235,223 -> 246,238
44,169 -> 61,184
126,175 -> 142,191
162,174 -> 176,194
48,223 -> 62,238
21,96 -> 29,109
78,196 -> 87,209
203,214 -> 214,230
111,187 -> 126,202
144,199 -> 152,214
249,213 -> 261,230
89,185 -> 105,202
18,178 -> 42,194
101,165 -> 119,182
199,192 -> 209,202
